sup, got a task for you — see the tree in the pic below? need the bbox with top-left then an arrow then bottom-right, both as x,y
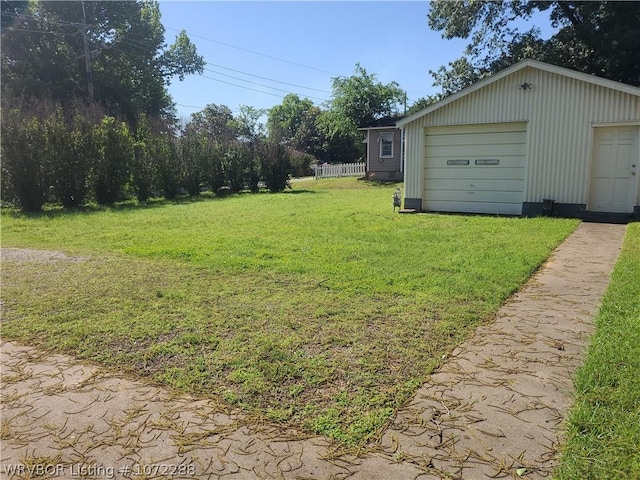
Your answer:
329,64 -> 406,130
321,64 -> 406,162
291,106 -> 327,160
185,104 -> 238,145
267,94 -> 314,145
231,105 -> 266,144
1,1 -> 29,29
428,1 -> 640,94
407,95 -> 440,115
0,1 -> 204,123
156,135 -> 182,199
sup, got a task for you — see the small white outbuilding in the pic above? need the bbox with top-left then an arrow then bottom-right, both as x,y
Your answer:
398,59 -> 640,219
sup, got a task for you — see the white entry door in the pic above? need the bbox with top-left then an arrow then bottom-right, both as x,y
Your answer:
589,127 -> 639,213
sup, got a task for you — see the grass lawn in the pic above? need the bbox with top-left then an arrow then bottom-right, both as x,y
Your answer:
555,222 -> 640,480
1,178 -> 579,446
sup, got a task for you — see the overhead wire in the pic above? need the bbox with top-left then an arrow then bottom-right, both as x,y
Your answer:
164,25 -> 341,77
4,16 -> 332,105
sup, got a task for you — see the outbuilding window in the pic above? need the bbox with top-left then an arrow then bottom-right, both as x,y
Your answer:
379,133 -> 393,158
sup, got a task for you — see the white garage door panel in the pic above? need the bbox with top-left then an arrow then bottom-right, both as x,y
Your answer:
424,167 -> 526,180
425,131 -> 526,147
424,189 -> 523,204
425,144 -> 525,158
423,178 -> 525,192
425,156 -> 526,169
425,201 -> 522,215
424,123 -> 527,215
427,123 -> 526,135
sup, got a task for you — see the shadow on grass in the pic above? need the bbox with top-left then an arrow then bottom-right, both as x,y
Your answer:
362,180 -> 403,188
2,189 -> 318,219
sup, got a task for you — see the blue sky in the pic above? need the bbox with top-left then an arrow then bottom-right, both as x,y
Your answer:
158,2 -> 553,122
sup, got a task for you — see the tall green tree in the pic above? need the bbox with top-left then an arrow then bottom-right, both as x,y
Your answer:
231,105 -> 266,144
267,94 -> 314,145
1,1 -> 204,123
428,1 -> 640,94
320,63 -> 405,162
329,64 -> 405,129
290,106 -> 327,160
267,94 -> 327,163
185,104 -> 238,145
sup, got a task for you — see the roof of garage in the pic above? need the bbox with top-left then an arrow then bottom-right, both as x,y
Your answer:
397,59 -> 640,128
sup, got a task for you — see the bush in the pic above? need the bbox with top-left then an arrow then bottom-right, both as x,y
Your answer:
222,144 -> 245,193
92,117 -> 134,205
133,115 -> 159,202
157,137 -> 182,199
204,143 -> 225,193
245,143 -> 261,194
180,132 -> 209,196
289,150 -> 316,177
1,108 -> 50,211
223,142 -> 260,193
48,103 -> 100,208
260,142 -> 292,193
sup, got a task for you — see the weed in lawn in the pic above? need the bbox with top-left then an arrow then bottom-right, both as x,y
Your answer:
0,178 -> 579,446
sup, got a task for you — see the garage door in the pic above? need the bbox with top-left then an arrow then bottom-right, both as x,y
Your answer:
423,123 -> 527,215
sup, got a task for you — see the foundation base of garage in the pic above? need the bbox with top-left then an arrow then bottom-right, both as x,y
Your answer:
404,200 -> 638,222
522,202 -> 638,223
403,198 -> 422,210
522,202 -> 586,217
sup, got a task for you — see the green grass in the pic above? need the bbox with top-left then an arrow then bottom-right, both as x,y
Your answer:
1,178 -> 579,446
555,223 -> 640,480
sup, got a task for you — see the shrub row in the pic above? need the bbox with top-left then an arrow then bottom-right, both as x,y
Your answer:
1,104 -> 295,211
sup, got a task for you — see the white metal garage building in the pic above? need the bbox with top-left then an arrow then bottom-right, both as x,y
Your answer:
398,60 -> 640,218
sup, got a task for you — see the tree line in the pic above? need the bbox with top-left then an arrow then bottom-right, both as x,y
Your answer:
1,98 -> 302,211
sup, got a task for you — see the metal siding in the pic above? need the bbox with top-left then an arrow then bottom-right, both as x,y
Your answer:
637,127 -> 640,207
403,122 -> 424,199
403,67 -> 640,208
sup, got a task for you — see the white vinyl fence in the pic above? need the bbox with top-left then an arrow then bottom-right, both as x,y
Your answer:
312,162 -> 366,179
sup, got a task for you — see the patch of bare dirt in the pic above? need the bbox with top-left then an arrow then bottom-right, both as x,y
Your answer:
1,247 -> 87,263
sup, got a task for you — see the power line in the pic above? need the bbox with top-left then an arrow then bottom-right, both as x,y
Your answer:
199,74 -> 293,99
205,62 -> 331,94
164,25 -> 341,77
202,67 -> 329,102
112,33 -> 334,96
